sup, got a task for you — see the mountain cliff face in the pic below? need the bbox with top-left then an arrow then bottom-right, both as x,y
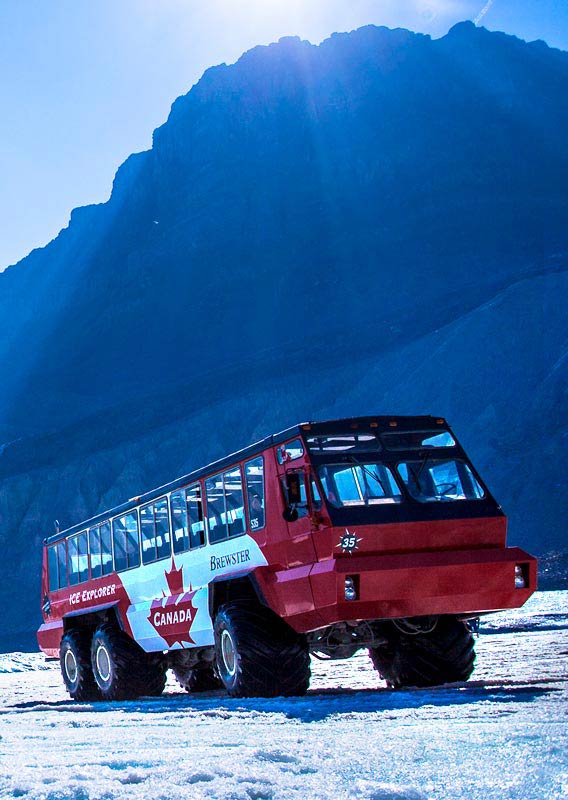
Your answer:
1,22 -> 567,649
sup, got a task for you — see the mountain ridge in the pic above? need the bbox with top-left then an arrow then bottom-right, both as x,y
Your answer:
2,19 -> 565,278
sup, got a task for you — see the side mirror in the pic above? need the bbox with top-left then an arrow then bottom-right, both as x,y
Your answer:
283,506 -> 299,522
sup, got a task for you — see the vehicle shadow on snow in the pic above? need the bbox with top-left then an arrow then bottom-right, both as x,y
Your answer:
7,681 -> 559,722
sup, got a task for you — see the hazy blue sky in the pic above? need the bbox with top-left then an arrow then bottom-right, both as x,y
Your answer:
1,0 -> 567,271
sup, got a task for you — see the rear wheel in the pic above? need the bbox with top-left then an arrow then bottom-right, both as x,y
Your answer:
91,623 -> 167,700
60,629 -> 101,701
214,601 -> 310,698
369,616 -> 475,688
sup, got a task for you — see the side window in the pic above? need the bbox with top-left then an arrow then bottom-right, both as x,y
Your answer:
89,526 -> 102,579
112,511 -> 140,572
141,498 -> 171,564
276,438 -> 304,464
311,477 -> 322,510
68,536 -> 79,586
207,469 -> 245,543
68,532 -> 88,586
48,545 -> 58,592
57,541 -> 67,589
297,472 -> 309,517
225,467 -> 245,538
207,473 -> 227,543
140,503 -> 155,564
155,498 -> 171,560
187,483 -> 206,548
281,471 -> 309,519
48,543 -> 67,592
100,522 -> 113,576
171,485 -> 207,553
171,490 -> 190,554
245,457 -> 265,531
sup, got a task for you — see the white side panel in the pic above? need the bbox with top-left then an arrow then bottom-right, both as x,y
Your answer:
119,534 -> 268,652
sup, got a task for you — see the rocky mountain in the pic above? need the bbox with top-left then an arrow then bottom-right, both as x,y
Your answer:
0,21 -> 567,650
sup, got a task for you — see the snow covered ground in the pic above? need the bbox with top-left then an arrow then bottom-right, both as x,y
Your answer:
1,591 -> 567,800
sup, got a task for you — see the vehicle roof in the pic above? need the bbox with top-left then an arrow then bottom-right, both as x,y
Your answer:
45,415 -> 448,544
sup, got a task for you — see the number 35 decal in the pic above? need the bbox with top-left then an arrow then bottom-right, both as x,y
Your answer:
337,529 -> 361,554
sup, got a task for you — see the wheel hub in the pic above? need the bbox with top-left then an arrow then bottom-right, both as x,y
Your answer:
95,644 -> 111,682
220,629 -> 237,677
64,649 -> 78,683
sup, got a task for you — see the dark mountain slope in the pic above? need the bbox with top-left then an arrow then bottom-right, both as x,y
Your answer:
0,22 -> 567,648
1,23 -> 567,437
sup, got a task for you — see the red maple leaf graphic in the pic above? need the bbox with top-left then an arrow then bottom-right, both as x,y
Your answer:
148,590 -> 198,647
165,558 -> 184,596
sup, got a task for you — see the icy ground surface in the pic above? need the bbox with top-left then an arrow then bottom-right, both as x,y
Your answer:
1,592 -> 567,800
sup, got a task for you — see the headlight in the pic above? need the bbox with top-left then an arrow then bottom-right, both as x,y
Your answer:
344,576 -> 357,601
515,564 -> 527,589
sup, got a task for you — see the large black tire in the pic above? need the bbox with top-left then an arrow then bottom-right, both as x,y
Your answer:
174,664 -> 222,693
214,601 -> 311,698
90,623 -> 167,701
369,616 -> 476,688
60,629 -> 101,701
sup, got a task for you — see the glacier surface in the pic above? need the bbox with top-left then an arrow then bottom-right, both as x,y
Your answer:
0,591 -> 566,800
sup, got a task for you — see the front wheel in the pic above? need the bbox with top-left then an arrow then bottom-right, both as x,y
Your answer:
60,629 -> 101,701
369,616 -> 475,688
214,601 -> 310,698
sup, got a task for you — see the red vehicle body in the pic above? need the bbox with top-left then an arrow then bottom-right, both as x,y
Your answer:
38,416 -> 537,700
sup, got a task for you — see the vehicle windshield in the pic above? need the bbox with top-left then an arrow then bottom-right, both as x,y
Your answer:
397,459 -> 484,502
318,463 -> 402,506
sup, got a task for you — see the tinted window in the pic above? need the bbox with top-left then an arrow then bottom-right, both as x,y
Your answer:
318,463 -> 402,506
89,526 -> 102,579
187,483 -> 206,549
207,468 -> 245,543
171,490 -> 189,554
100,522 -> 113,576
68,537 -> 78,586
171,485 -> 206,553
397,459 -> 485,502
381,430 -> 455,451
140,504 -> 155,564
224,467 -> 245,538
155,499 -> 171,560
311,477 -> 322,509
245,457 -> 265,531
281,471 -> 308,519
68,531 -> 89,586
48,544 -> 64,592
140,498 -> 171,565
276,438 -> 304,464
48,545 -> 57,592
57,542 -> 67,589
206,473 -> 227,543
112,512 -> 140,571
306,434 -> 380,453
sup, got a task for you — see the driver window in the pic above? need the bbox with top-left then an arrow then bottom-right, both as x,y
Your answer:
281,472 -> 309,519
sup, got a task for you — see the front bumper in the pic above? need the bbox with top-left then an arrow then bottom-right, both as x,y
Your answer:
265,546 -> 537,633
